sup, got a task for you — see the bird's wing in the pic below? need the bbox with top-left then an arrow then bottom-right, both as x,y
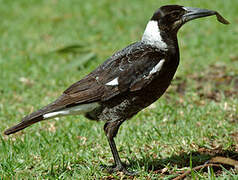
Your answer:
4,42 -> 166,135
22,42 -> 166,115
22,42 -> 166,117
64,42 -> 166,102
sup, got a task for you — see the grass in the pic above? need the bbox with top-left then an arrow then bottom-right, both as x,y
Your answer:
0,0 -> 238,179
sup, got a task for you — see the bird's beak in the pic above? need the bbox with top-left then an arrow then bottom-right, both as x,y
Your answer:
182,7 -> 230,25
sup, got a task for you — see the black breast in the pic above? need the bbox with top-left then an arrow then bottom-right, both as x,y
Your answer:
85,42 -> 180,122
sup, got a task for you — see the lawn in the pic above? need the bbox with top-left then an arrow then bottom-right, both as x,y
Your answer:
0,0 -> 238,179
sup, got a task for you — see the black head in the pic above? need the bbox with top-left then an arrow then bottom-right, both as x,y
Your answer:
151,5 -> 229,33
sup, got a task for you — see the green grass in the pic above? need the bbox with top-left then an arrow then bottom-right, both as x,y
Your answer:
1,0 -> 238,179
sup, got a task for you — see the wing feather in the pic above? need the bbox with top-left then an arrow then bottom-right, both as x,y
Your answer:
60,42 -> 166,106
4,42 -> 167,135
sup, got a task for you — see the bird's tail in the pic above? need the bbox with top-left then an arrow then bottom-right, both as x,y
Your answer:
4,99 -> 60,135
4,94 -> 89,135
4,115 -> 43,135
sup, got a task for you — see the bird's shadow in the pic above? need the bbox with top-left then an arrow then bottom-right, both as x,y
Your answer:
128,148 -> 238,173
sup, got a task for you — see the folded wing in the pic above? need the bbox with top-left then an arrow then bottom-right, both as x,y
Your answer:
4,42 -> 166,135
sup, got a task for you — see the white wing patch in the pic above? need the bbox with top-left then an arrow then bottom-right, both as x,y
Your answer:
105,77 -> 119,86
142,20 -> 168,51
43,102 -> 100,119
149,59 -> 165,75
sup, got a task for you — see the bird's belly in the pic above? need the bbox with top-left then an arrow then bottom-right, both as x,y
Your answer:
87,61 -> 178,122
93,75 -> 173,122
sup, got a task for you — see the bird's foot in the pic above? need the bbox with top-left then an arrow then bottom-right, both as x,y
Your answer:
100,164 -> 137,176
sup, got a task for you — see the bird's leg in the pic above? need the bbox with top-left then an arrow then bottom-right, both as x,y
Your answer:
102,120 -> 136,175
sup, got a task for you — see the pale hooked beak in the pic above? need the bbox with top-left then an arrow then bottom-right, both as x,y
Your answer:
182,7 -> 230,25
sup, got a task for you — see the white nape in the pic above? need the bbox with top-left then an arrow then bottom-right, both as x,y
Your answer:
149,59 -> 165,75
105,77 -> 119,86
43,102 -> 100,119
142,20 -> 168,51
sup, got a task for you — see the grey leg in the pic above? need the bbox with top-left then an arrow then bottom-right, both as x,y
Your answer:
103,120 -> 136,175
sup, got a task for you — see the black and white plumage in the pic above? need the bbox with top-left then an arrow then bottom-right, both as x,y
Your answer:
4,5 -> 229,175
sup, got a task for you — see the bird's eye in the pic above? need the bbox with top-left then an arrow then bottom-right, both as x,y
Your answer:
166,12 -> 181,22
172,12 -> 180,18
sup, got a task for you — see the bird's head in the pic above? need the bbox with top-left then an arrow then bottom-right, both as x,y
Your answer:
142,5 -> 229,50
151,5 -> 229,33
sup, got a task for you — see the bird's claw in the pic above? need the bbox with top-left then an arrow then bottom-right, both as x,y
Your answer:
100,164 -> 137,176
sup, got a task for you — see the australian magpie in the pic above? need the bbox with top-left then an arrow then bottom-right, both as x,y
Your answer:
4,5 -> 229,175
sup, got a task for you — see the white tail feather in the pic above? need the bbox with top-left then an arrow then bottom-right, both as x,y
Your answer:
43,102 -> 100,119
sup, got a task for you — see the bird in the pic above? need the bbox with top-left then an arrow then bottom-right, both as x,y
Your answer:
4,5 -> 229,175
